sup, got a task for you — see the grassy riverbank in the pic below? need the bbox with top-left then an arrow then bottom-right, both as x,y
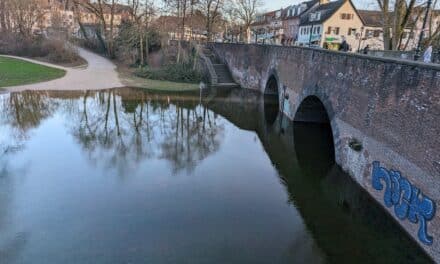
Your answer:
0,56 -> 66,87
118,65 -> 200,92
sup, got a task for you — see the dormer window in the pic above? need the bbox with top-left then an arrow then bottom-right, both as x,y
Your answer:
309,12 -> 321,22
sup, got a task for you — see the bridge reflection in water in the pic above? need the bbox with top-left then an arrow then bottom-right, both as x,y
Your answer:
208,88 -> 432,263
0,87 -> 432,263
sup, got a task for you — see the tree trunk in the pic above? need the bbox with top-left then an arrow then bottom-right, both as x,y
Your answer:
0,0 -> 6,33
108,0 -> 115,58
78,21 -> 90,41
139,31 -> 144,66
145,33 -> 149,63
246,26 -> 251,43
379,0 -> 392,50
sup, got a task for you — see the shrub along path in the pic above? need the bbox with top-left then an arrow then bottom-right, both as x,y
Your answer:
0,56 -> 66,87
1,47 -> 124,91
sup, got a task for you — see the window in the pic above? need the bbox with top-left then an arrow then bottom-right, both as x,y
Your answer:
309,12 -> 321,22
373,30 -> 380,37
327,27 -> 339,35
348,28 -> 356,35
341,13 -> 354,20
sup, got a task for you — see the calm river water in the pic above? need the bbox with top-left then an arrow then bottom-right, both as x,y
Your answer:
0,88 -> 432,263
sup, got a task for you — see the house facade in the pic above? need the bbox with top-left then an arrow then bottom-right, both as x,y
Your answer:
154,13 -> 225,42
33,0 -> 130,37
297,0 -> 364,51
282,1 -> 318,45
251,10 -> 284,44
358,10 -> 418,51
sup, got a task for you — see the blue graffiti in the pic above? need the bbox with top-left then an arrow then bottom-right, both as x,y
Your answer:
372,161 -> 436,246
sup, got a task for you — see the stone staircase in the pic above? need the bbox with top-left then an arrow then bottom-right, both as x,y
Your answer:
202,47 -> 239,89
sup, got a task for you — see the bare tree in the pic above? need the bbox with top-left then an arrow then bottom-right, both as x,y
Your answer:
232,0 -> 262,43
6,0 -> 46,39
164,0 -> 196,62
128,0 -> 147,65
424,0 -> 440,47
50,9 -> 64,30
128,0 -> 155,66
376,0 -> 418,50
0,0 -> 8,33
74,0 -> 120,57
198,0 -> 224,41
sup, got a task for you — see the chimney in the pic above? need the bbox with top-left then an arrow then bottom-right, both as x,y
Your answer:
319,0 -> 329,4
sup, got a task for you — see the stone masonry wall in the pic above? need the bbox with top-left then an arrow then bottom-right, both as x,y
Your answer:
211,43 -> 440,261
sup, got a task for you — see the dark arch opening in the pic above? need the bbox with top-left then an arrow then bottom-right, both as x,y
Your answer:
294,96 -> 330,124
293,96 -> 335,176
264,75 -> 280,125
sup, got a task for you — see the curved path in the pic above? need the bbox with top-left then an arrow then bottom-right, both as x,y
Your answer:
3,47 -> 124,92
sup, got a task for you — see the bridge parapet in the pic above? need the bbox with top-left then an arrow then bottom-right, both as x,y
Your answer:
211,42 -> 440,261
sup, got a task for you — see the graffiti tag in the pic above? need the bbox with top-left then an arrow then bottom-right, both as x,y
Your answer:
372,161 -> 436,246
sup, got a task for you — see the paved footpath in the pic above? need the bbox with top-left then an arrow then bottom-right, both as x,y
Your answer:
2,47 -> 124,91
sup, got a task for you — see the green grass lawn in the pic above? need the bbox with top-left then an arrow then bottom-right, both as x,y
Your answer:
118,66 -> 200,92
0,56 -> 66,87
133,78 -> 200,91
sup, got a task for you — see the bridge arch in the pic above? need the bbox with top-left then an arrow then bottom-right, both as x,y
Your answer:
264,73 -> 279,95
263,71 -> 281,125
294,95 -> 332,124
293,95 -> 337,163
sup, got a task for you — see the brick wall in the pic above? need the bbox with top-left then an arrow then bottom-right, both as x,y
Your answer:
211,43 -> 440,261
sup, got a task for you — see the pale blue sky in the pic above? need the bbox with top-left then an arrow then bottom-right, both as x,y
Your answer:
262,0 -> 376,12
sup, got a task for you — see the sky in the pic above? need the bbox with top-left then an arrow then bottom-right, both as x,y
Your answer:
262,0 -> 375,12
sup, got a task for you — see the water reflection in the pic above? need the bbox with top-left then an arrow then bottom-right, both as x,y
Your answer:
0,148 -> 29,264
208,89 -> 431,263
1,89 -> 224,175
0,88 -> 432,263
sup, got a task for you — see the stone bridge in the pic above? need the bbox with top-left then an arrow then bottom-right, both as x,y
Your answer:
210,43 -> 440,261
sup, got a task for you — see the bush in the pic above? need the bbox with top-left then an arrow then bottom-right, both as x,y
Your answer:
134,63 -> 202,83
45,40 -> 80,63
0,33 -> 81,64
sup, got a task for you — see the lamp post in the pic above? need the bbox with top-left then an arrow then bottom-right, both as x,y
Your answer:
357,26 -> 364,52
414,0 -> 432,61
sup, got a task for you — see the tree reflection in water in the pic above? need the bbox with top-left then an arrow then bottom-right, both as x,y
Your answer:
0,88 -> 224,175
71,89 -> 224,174
0,91 -> 58,155
0,88 -> 432,263
0,93 -> 32,264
